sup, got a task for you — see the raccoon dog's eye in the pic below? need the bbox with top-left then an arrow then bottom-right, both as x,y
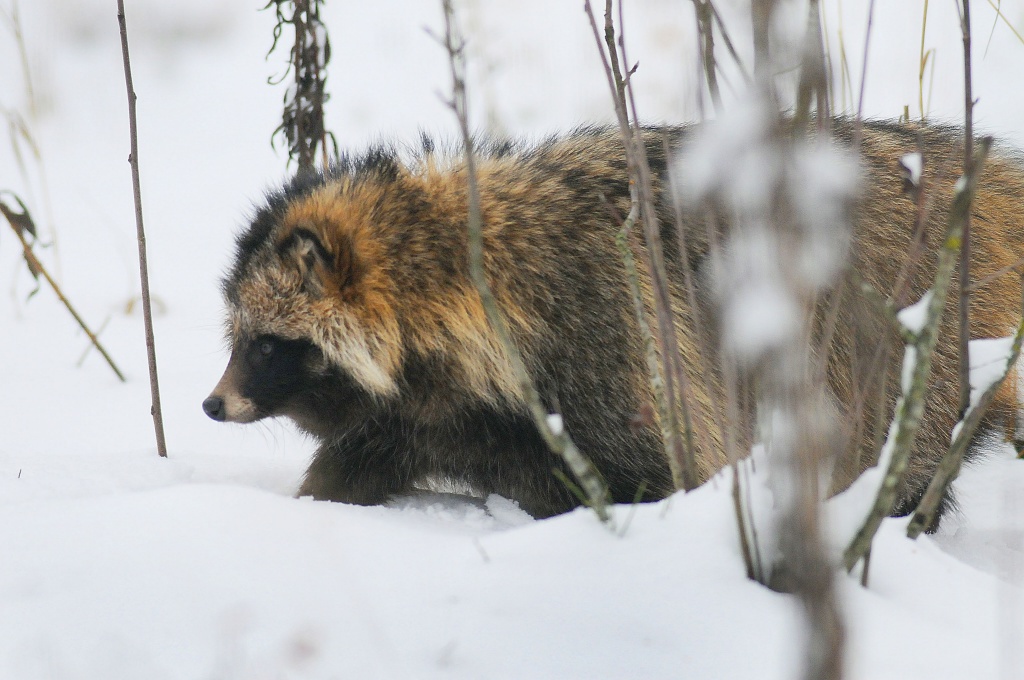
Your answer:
258,339 -> 274,357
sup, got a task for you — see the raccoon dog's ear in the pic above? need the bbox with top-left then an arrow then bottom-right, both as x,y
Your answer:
280,227 -> 332,295
279,226 -> 360,297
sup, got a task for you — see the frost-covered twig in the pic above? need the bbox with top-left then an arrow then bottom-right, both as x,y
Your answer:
117,1 -> 167,457
843,137 -> 992,573
908,289 -> 1024,538
439,0 -> 612,523
1,195 -> 125,383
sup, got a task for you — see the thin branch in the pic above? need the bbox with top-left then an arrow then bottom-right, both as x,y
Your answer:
907,301 -> 1024,538
1,196 -> 125,382
117,1 -> 168,458
692,0 -> 724,115
843,137 -> 992,573
440,0 -> 611,523
583,0 -> 699,492
617,0 -> 701,492
957,0 -> 974,419
793,0 -> 830,131
708,1 -> 751,84
609,199 -> 682,487
851,0 -> 876,148
919,0 -> 931,121
966,253 -> 1024,292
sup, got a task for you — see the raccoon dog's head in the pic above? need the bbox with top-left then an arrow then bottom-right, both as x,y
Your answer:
204,180 -> 402,431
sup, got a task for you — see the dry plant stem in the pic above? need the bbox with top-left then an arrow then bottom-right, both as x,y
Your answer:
851,0 -> 876,148
919,0 -> 930,121
967,253 -> 1024,292
614,206 -> 681,487
957,0 -> 974,418
708,1 -> 750,83
2,212 -> 125,382
843,138 -> 992,573
692,0 -> 723,115
440,0 -> 611,523
726,357 -> 759,581
700,211 -> 759,579
696,204 -> 759,578
793,0 -> 830,130
583,0 -> 698,491
907,307 -> 1024,538
117,1 -> 168,458
780,10 -> 845,676
889,133 -> 933,306
265,0 -> 331,172
1,1 -> 37,118
751,0 -> 776,80
616,0 -> 700,491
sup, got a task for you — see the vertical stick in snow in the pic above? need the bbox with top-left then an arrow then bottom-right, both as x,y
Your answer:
117,1 -> 168,458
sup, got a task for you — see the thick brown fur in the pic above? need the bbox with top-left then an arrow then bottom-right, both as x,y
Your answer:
205,121 -> 1023,523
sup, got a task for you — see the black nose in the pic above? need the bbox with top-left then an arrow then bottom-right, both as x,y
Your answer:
203,396 -> 226,421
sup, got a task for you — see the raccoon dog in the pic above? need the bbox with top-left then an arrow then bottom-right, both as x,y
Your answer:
204,122 -> 1024,522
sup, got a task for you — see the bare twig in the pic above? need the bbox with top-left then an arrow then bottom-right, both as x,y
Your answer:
843,137 -> 993,572
908,304 -> 1024,537
851,0 -> 876,148
609,199 -> 681,485
793,0 -> 830,131
584,0 -> 699,492
708,1 -> 750,84
919,0 -> 932,121
692,0 -> 723,115
439,0 -> 611,523
966,253 -> 1024,293
1,195 -> 126,382
0,1 -> 37,118
957,0 -> 974,419
117,1 -> 168,458
750,0 -> 779,83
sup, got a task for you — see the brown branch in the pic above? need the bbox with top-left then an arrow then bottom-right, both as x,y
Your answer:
966,253 -> 1024,293
1,197 -> 126,382
440,0 -> 611,523
843,137 -> 992,573
907,296 -> 1024,538
692,0 -> 723,115
609,199 -> 681,488
708,1 -> 750,84
117,1 -> 168,458
793,0 -> 830,131
584,0 -> 699,492
851,0 -> 876,147
958,0 -> 975,419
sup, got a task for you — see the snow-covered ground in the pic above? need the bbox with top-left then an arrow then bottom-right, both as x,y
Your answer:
1,1 -> 1023,678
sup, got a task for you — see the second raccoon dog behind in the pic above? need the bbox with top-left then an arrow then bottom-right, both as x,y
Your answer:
204,122 -> 1024,524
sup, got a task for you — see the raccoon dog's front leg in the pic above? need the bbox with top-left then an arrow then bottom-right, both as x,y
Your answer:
297,427 -> 416,506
